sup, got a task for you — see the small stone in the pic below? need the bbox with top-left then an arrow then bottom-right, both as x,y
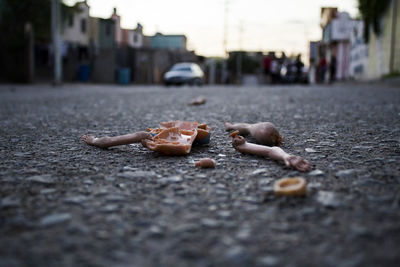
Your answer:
305,148 -> 317,153
335,169 -> 356,178
201,218 -> 220,228
148,225 -> 164,238
26,174 -> 55,185
122,166 -> 137,172
158,175 -> 182,184
250,168 -> 269,176
117,170 -> 156,179
217,210 -> 232,219
307,182 -> 322,190
100,204 -> 119,213
105,194 -> 126,202
257,255 -> 281,266
242,196 -> 261,204
316,191 -> 341,208
308,169 -> 324,176
224,246 -> 250,264
1,196 -> 20,208
218,154 -> 226,157
40,189 -> 57,194
39,213 -> 71,227
64,195 -> 87,205
236,228 -> 251,241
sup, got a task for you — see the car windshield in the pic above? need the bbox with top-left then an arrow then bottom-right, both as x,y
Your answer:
172,66 -> 192,72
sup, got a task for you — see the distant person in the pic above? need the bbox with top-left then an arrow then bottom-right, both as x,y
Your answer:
329,55 -> 337,83
318,57 -> 327,83
263,55 -> 272,83
295,54 -> 304,83
270,57 -> 279,84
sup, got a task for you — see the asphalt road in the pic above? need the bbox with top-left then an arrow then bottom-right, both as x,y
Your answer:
0,82 -> 399,267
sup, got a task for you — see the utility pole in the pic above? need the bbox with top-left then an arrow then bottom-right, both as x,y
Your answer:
236,20 -> 243,84
51,0 -> 62,85
389,0 -> 398,73
222,0 -> 230,84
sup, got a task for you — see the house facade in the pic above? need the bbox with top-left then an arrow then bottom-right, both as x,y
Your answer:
150,33 -> 187,50
110,8 -> 122,46
62,1 -> 90,46
320,9 -> 354,80
121,23 -> 144,48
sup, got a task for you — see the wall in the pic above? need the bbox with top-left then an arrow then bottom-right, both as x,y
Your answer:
367,0 -> 400,79
89,17 -> 99,46
349,20 -> 369,80
91,48 -> 115,83
150,34 -> 186,50
98,19 -> 115,49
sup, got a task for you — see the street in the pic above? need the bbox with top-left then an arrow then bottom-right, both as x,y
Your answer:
0,82 -> 399,266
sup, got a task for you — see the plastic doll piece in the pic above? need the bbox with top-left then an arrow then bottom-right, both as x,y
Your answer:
81,131 -> 152,149
188,96 -> 207,106
142,127 -> 197,156
229,131 -> 311,172
147,120 -> 211,145
274,177 -> 306,196
194,158 -> 216,168
225,121 -> 283,146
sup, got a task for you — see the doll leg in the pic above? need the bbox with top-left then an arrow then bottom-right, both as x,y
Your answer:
81,131 -> 152,149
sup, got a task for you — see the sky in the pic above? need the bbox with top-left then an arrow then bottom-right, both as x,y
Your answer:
64,0 -> 359,58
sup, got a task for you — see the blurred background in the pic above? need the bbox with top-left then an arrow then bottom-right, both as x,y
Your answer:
0,0 -> 398,85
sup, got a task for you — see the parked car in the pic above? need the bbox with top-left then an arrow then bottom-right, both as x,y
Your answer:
164,63 -> 204,86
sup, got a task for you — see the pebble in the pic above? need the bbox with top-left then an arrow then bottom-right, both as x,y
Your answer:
64,195 -> 87,205
224,246 -> 251,265
26,174 -> 55,185
217,210 -> 232,219
307,182 -> 322,190
235,227 -> 251,241
316,191 -> 341,208
257,255 -> 281,266
100,204 -> 119,213
308,169 -> 324,176
148,225 -> 164,238
117,170 -> 156,179
250,168 -> 269,176
201,218 -> 220,228
39,213 -> 71,227
1,196 -> 20,208
40,189 -> 57,194
335,169 -> 356,178
158,175 -> 183,184
305,148 -> 317,153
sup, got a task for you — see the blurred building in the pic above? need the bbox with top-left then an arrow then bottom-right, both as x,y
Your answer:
320,8 -> 354,80
62,1 -> 90,47
121,23 -> 144,48
110,7 -> 122,47
150,33 -> 187,50
349,20 -> 368,80
89,18 -> 115,49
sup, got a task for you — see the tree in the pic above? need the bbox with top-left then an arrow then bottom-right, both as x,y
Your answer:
0,0 -> 80,44
358,0 -> 391,42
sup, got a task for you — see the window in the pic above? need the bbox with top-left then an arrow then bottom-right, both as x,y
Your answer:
133,33 -> 138,43
81,19 -> 86,33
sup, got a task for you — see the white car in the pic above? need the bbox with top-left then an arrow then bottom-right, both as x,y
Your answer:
164,63 -> 204,86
